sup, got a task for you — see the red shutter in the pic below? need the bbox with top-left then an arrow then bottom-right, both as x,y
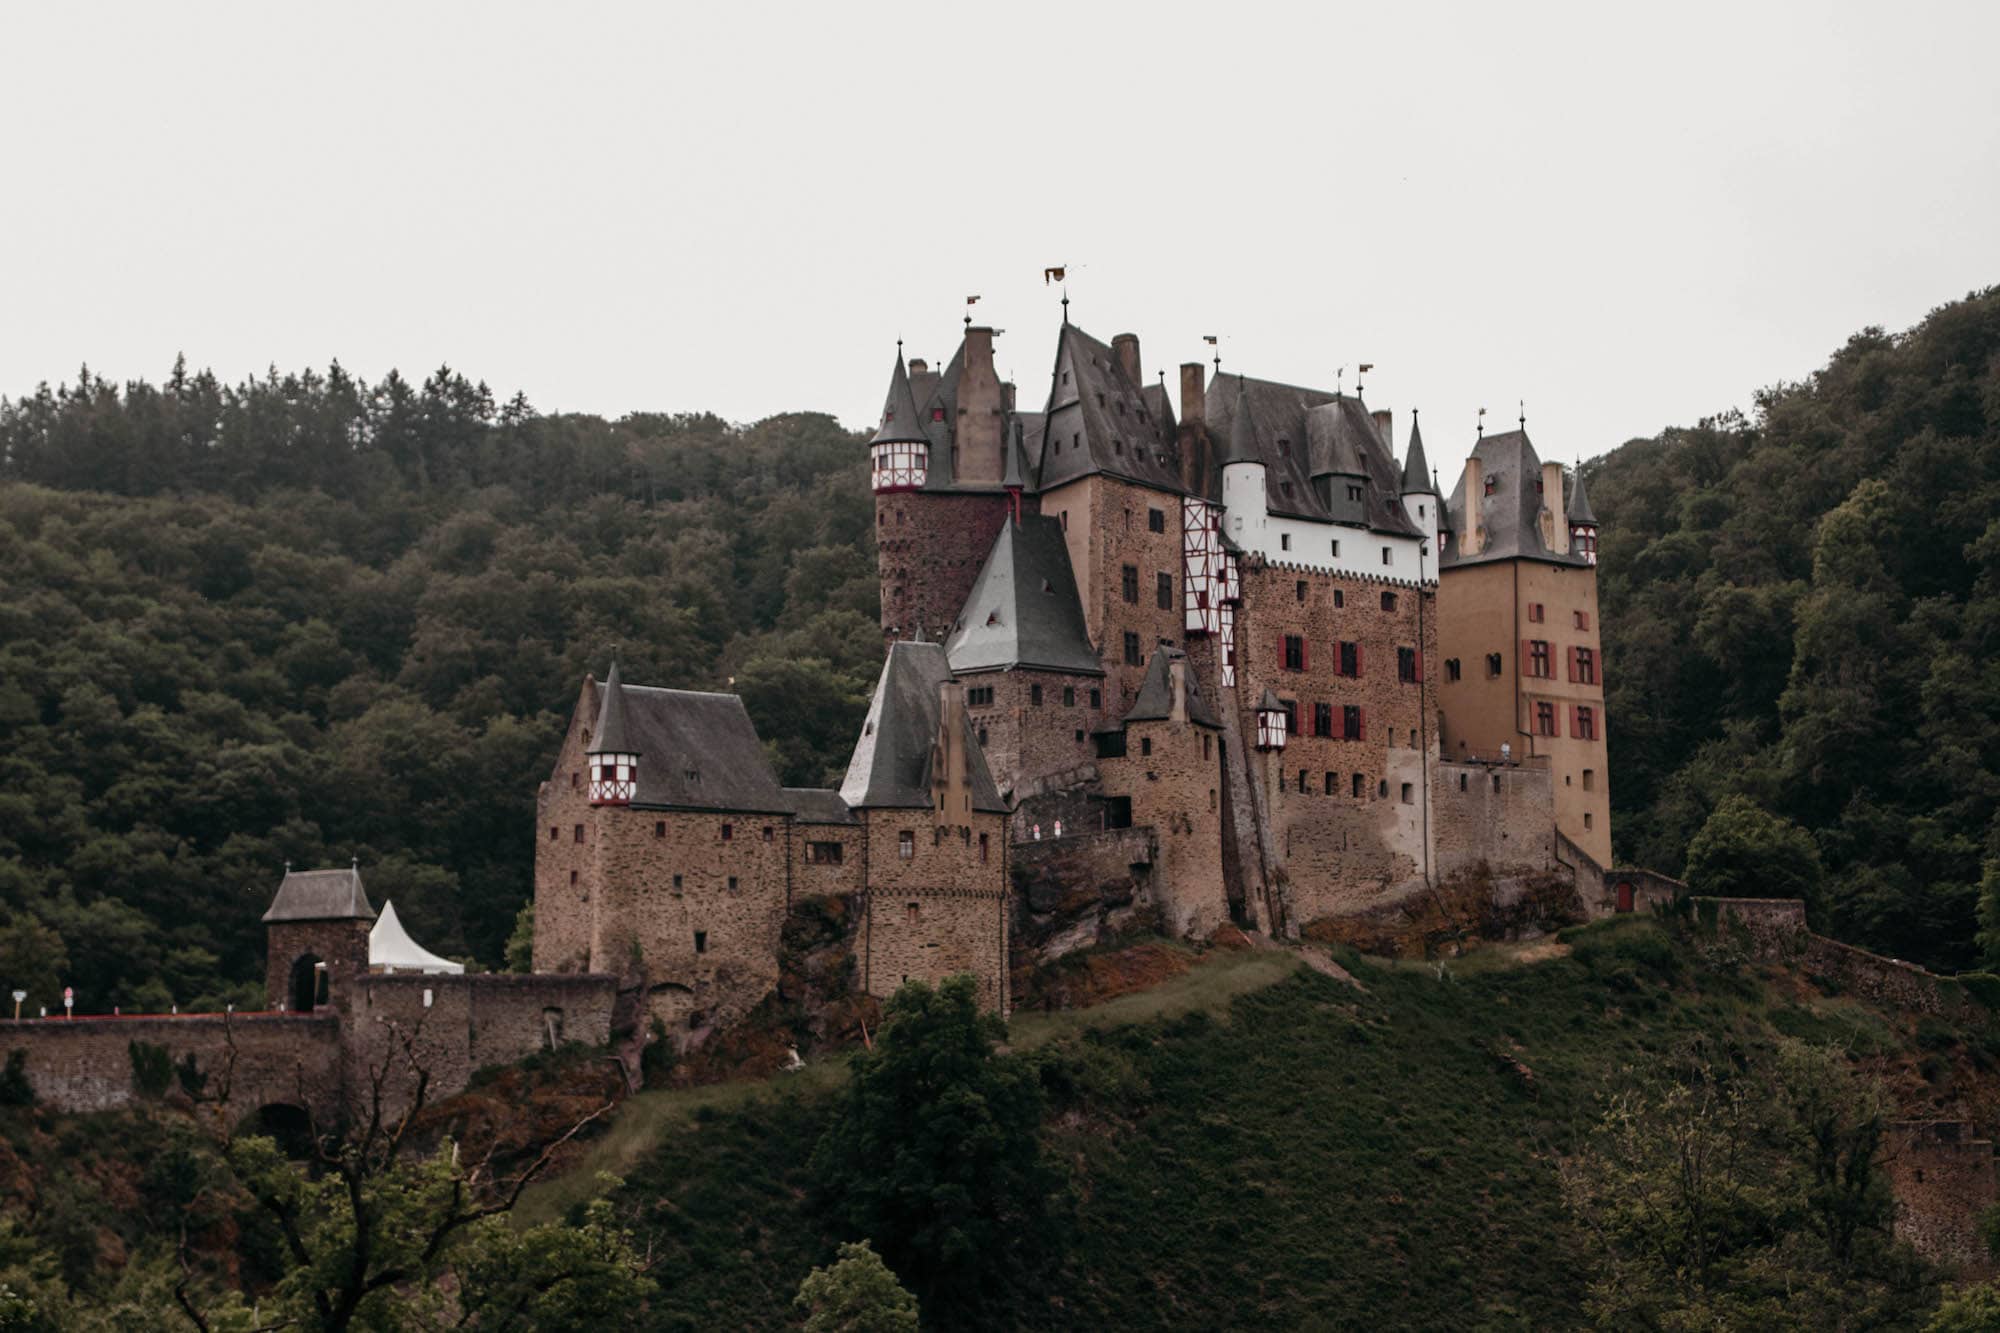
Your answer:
1522,640 -> 1534,678
1414,649 -> 1423,683
1569,704 -> 1580,738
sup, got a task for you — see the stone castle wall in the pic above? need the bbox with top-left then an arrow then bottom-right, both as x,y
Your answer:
1434,760 -> 1556,879
877,490 -> 1014,644
0,1011 -> 345,1117
857,808 -> 1010,1013
964,668 -> 1108,800
1886,1121 -> 1999,1276
1099,717 -> 1227,936
1039,476 -> 1184,710
533,685 -> 601,974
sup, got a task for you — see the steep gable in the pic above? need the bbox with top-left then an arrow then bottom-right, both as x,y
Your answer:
944,516 -> 1103,676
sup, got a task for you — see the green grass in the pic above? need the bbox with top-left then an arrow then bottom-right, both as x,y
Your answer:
534,918 -> 1992,1329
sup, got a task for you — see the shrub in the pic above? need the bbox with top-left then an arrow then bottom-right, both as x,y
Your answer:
0,1050 -> 31,1106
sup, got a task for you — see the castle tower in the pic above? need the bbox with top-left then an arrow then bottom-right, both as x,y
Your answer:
1399,414 -> 1441,547
585,660 -> 639,804
1567,467 -> 1599,565
1218,378 -> 1267,549
1436,431 -> 1610,866
871,336 -> 1017,645
263,863 -> 375,1012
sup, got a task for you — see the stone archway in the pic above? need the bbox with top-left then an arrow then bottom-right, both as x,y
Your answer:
288,953 -> 328,1011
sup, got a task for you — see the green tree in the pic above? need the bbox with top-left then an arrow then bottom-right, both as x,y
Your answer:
794,1240 -> 920,1333
1684,796 -> 1823,906
809,975 -> 1066,1329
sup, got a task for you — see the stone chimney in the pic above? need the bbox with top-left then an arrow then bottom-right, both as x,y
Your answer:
1371,409 -> 1392,445
957,327 -> 1002,485
934,679 -> 971,814
909,358 -> 928,375
1462,456 -> 1485,556
1540,461 -> 1564,550
1180,363 -> 1206,425
1168,656 -> 1189,725
1001,380 -> 1016,414
1112,333 -> 1141,386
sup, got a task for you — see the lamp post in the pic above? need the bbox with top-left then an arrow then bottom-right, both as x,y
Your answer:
63,987 -> 73,1019
10,991 -> 23,1021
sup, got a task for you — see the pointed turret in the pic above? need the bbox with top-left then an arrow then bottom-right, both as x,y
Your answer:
587,661 -> 640,804
1218,375 -> 1270,543
1219,377 -> 1261,466
869,351 -> 930,492
1567,465 -> 1600,565
1400,413 -> 1434,494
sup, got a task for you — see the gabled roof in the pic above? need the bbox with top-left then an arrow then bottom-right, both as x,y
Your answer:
1442,430 -> 1589,569
1256,687 -> 1286,713
589,660 -> 635,754
1204,372 -> 1421,537
1035,323 -> 1184,494
585,681 -> 792,813
264,865 -> 376,923
1123,647 -> 1221,728
946,516 -> 1102,676
1566,465 -> 1598,525
784,787 -> 857,826
870,352 -> 927,446
840,641 -> 1008,813
1141,381 -> 1176,435
1401,414 -> 1434,494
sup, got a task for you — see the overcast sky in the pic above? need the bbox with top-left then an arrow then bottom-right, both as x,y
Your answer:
3,2 -> 1996,481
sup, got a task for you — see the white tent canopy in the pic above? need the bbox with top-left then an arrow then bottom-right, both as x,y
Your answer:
369,900 -> 465,975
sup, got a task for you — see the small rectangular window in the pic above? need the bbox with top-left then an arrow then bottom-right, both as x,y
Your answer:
1352,773 -> 1365,798
1141,736 -> 1153,756
694,930 -> 707,953
762,826 -> 774,842
1324,771 -> 1336,795
1528,602 -> 1545,623
898,830 -> 915,859
573,824 -> 585,844
1280,533 -> 1292,551
721,823 -> 733,841
1381,546 -> 1392,566
1122,565 -> 1139,603
1584,811 -> 1594,830
1381,591 -> 1398,612
1124,632 -> 1143,666
1487,652 -> 1504,677
569,869 -> 578,886
1296,580 -> 1307,602
727,875 -> 738,891
1398,647 -> 1418,683
1331,540 -> 1341,557
1031,683 -> 1044,706
1446,658 -> 1462,682
1575,609 -> 1591,630
1582,768 -> 1596,792
654,820 -> 666,837
1063,686 -> 1075,707
549,826 -> 559,841
1283,635 -> 1306,671
1333,589 -> 1344,608
672,874 -> 683,890
1158,572 -> 1174,610
1148,508 -> 1165,533
979,832 -> 990,862
1090,689 -> 1102,709
1401,783 -> 1413,804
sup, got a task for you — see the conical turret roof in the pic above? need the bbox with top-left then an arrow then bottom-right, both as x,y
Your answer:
1257,687 -> 1286,713
869,351 -> 928,446
1401,413 -> 1435,494
590,660 -> 637,754
1566,466 -> 1598,525
1220,378 -> 1262,467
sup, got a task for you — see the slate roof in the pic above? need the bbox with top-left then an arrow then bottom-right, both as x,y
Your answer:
1123,647 -> 1221,728
1203,372 -> 1421,537
945,516 -> 1103,676
1401,414 -> 1434,494
1566,465 -> 1598,525
264,866 -> 376,923
603,683 -> 792,813
784,787 -> 857,826
1441,430 -> 1590,568
589,660 -> 635,754
840,641 -> 1008,813
1257,687 -> 1286,713
871,352 -> 927,446
1035,323 -> 1185,494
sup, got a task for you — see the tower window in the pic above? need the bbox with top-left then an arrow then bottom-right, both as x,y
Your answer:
1280,533 -> 1292,551
1313,703 -> 1333,737
1402,783 -> 1413,804
673,874 -> 683,890
1574,705 -> 1599,741
1582,768 -> 1596,791
1063,686 -> 1075,706
655,820 -> 666,837
1584,812 -> 1594,829
721,823 -> 733,841
1158,572 -> 1174,610
1487,652 -> 1504,677
1352,773 -> 1365,798
1124,633 -> 1143,666
1528,602 -> 1545,623
1381,591 -> 1398,612
1535,701 -> 1557,736
1381,547 -> 1392,566
1122,565 -> 1140,603
727,876 -> 738,891
1148,508 -> 1165,532
1296,580 -> 1307,602
1283,635 -> 1306,671
1574,609 -> 1592,630
573,824 -> 584,843
899,830 -> 915,860
1528,640 -> 1552,678
1343,705 -> 1362,740
1446,658 -> 1461,682
1141,736 -> 1153,756
1091,689 -> 1102,709
694,930 -> 707,954
1031,683 -> 1044,706
1333,590 -> 1344,608
1325,772 -> 1336,795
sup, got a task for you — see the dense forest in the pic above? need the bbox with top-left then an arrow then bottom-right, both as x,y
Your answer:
0,365 -> 884,1011
2,283 -> 1997,1007
1593,285 -> 2000,972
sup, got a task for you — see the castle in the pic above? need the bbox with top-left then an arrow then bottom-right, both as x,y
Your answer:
531,314 -> 1614,1033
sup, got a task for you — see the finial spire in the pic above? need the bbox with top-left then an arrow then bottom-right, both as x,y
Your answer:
1478,406 -> 1487,438
1519,398 -> 1526,430
1060,286 -> 1069,324
1357,362 -> 1374,396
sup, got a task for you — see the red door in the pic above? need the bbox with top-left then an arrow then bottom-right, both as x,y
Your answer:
1616,882 -> 1635,914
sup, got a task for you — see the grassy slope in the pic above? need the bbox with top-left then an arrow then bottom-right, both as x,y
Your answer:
548,920 -> 1992,1331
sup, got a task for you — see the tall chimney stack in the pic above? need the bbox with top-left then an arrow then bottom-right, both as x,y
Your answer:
1112,333 -> 1142,387
1180,363 -> 1206,425
1540,461 -> 1564,550
957,327 -> 1002,485
1462,457 -> 1485,556
1371,410 -> 1392,447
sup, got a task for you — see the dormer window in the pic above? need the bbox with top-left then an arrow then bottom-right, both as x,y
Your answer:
931,407 -> 945,421
1278,438 -> 1291,456
1484,477 -> 1497,496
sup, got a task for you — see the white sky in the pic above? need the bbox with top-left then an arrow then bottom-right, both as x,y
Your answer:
2,1 -> 1996,481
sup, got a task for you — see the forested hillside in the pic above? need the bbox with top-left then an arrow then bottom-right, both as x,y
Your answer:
1592,286 -> 2000,971
3,284 -> 1997,1006
0,366 -> 882,1010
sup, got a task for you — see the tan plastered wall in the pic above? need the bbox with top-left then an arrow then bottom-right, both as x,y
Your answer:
1436,559 -> 1610,865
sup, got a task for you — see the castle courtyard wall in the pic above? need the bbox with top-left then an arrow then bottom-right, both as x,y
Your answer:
0,1012 -> 344,1117
857,808 -> 1010,1013
1098,717 -> 1227,937
963,667 -> 1107,799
